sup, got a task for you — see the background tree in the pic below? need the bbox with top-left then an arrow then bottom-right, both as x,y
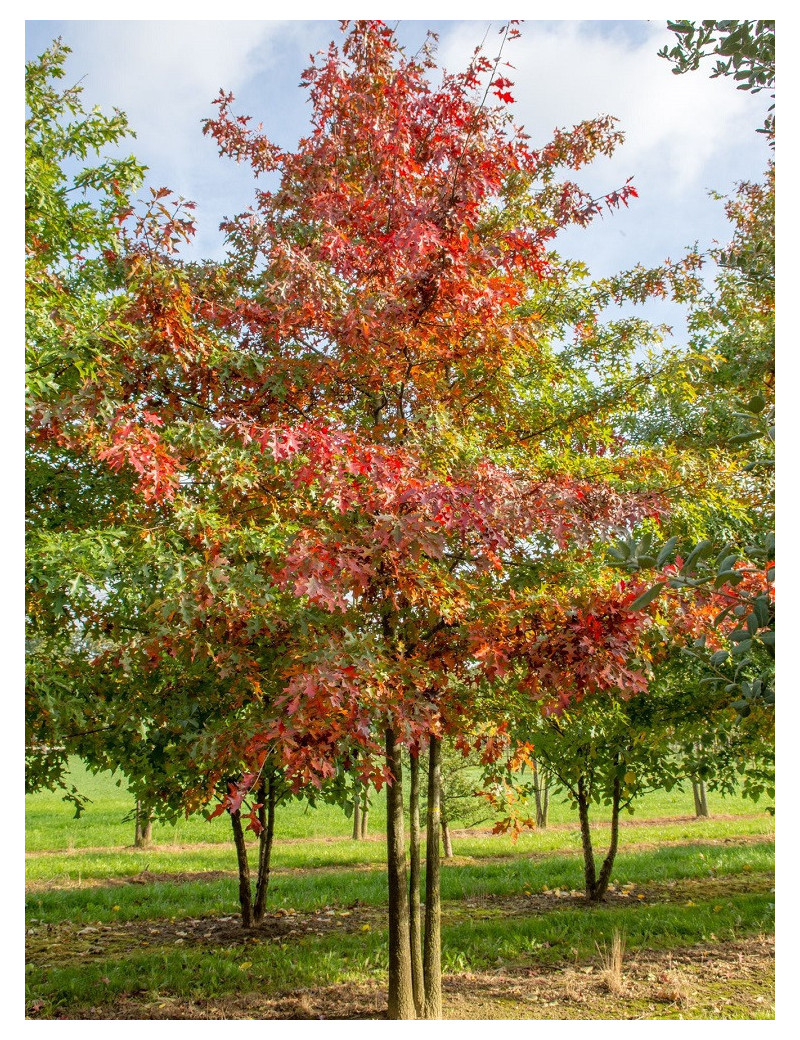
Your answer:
26,39 -> 146,807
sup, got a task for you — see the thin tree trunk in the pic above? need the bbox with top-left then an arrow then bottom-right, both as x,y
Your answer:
408,752 -> 424,1015
385,728 -> 416,1019
692,778 -> 709,817
352,778 -> 363,840
253,773 -> 276,924
230,808 -> 253,928
533,759 -> 549,828
441,817 -> 453,859
360,785 -> 369,838
423,734 -> 442,1020
699,779 -> 709,817
134,801 -> 153,847
594,774 -> 621,901
576,779 -> 598,901
440,778 -> 453,858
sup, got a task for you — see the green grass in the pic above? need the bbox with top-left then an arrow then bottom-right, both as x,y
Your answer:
441,890 -> 774,970
27,841 -> 775,926
25,812 -> 774,888
26,885 -> 774,1016
26,758 -> 771,852
26,759 -> 775,1019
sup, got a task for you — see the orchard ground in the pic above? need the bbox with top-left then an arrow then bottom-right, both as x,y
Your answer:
26,763 -> 774,1020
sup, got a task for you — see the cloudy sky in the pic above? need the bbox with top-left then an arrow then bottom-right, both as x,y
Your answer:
25,13 -> 772,338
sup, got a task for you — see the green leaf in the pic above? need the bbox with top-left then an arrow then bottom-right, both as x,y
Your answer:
729,431 -> 761,446
714,569 -> 743,588
656,536 -> 678,568
628,582 -> 667,611
681,540 -> 713,575
716,554 -> 739,574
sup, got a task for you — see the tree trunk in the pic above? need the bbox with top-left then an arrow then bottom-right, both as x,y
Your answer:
360,785 -> 369,838
230,807 -> 254,928
577,773 -> 621,903
441,817 -> 453,859
253,773 -> 276,924
533,759 -> 549,828
576,779 -> 598,901
134,801 -> 153,847
440,779 -> 453,859
352,778 -> 363,840
385,728 -> 416,1019
423,735 -> 442,1019
593,774 -> 621,901
408,752 -> 424,1015
692,778 -> 709,817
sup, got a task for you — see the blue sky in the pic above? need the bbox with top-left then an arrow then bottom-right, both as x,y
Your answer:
25,15 -> 771,289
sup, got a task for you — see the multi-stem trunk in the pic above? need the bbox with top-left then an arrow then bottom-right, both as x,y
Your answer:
385,727 -> 416,1019
253,773 -> 277,924
408,751 -> 424,1015
577,770 -> 621,903
230,807 -> 254,928
692,778 -> 709,818
423,734 -> 442,1019
594,773 -> 621,900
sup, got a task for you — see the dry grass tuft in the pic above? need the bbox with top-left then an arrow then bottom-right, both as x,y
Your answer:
598,929 -> 626,995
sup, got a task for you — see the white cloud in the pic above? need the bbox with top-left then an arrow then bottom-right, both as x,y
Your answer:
434,20 -> 770,278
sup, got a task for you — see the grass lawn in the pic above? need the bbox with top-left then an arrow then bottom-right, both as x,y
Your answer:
26,758 -> 769,852
25,761 -> 775,1020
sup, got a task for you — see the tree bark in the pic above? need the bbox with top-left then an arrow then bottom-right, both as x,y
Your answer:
230,807 -> 254,928
385,728 -> 416,1019
440,777 -> 453,859
253,773 -> 276,923
134,801 -> 153,847
594,774 -> 621,901
533,758 -> 549,828
408,752 -> 424,1015
352,778 -> 363,840
576,779 -> 598,901
692,778 -> 709,817
441,817 -> 453,859
360,785 -> 369,837
423,734 -> 442,1019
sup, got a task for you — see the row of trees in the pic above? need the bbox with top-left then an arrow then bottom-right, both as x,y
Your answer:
26,20 -> 774,1018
